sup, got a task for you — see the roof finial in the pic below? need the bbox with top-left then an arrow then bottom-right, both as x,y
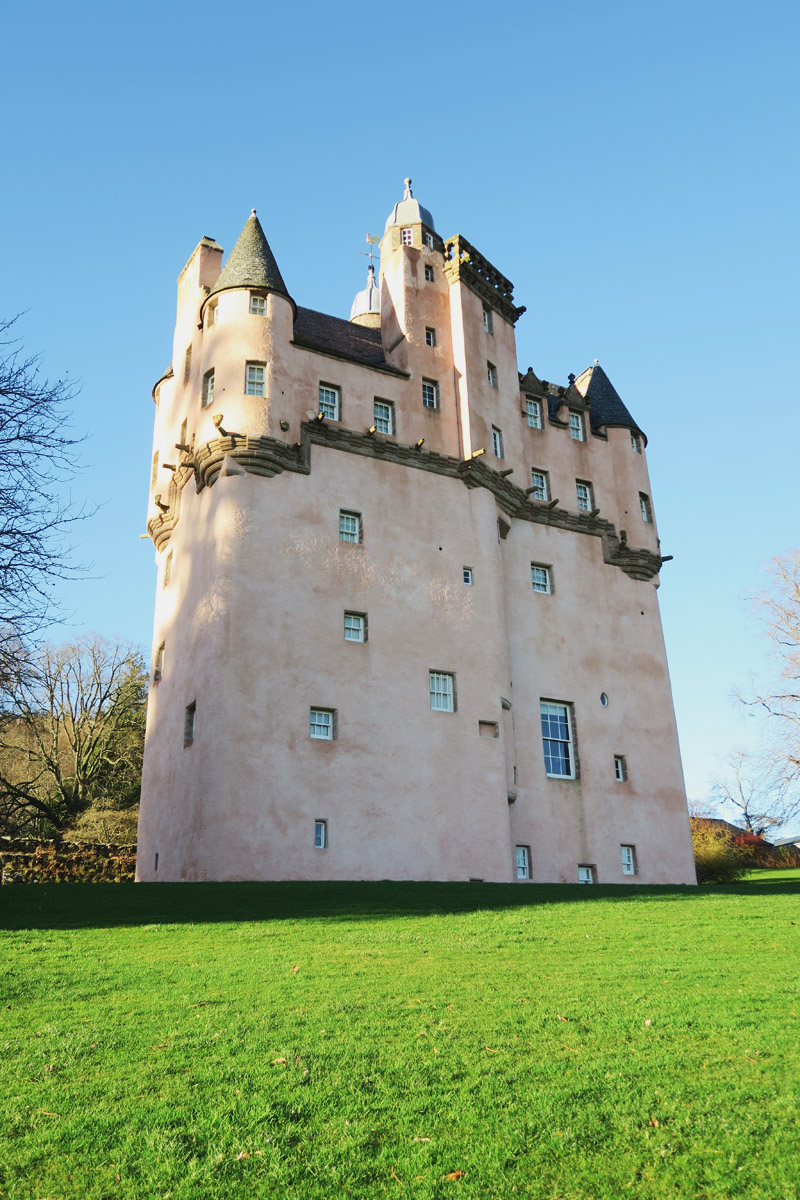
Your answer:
251,208 -> 257,216
594,358 -> 599,365
404,177 -> 413,198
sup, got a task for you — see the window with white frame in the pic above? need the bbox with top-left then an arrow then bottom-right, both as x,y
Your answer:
310,708 -> 335,740
569,411 -> 585,441
540,701 -> 576,778
429,671 -> 455,713
401,228 -> 413,246
153,642 -> 164,683
184,701 -> 196,746
314,819 -> 328,849
578,864 -> 596,884
483,307 -> 494,334
530,469 -> 549,501
319,384 -> 340,420
463,567 -> 473,585
621,845 -> 637,875
525,397 -> 542,429
576,480 -> 593,512
531,563 -> 552,594
344,612 -> 366,642
614,755 -> 628,782
515,845 -> 531,880
631,432 -> 642,453
640,492 -> 653,523
201,369 -> 215,408
373,399 -> 394,435
338,510 -> 362,543
245,362 -> 265,396
487,362 -> 498,389
425,327 -> 437,347
491,426 -> 503,458
422,379 -> 439,409
423,231 -> 434,249
250,294 -> 266,316
424,264 -> 435,282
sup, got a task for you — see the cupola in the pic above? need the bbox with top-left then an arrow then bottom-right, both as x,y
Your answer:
384,178 -> 436,237
349,263 -> 381,328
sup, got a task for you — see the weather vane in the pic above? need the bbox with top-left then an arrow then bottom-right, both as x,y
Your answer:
359,232 -> 381,270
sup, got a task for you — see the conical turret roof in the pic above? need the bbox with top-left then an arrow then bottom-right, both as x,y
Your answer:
581,363 -> 645,442
202,210 -> 294,317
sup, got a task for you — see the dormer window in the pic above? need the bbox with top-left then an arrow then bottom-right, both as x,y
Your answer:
401,228 -> 413,246
569,411 -> 585,441
250,294 -> 266,316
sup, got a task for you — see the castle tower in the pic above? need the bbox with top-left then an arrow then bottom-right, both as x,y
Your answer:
137,183 -> 696,886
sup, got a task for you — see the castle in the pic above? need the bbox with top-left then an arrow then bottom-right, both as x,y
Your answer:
136,181 -> 696,885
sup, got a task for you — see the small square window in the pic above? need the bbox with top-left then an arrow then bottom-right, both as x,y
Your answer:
344,612 -> 366,642
576,480 -> 593,512
621,845 -> 637,875
425,327 -> 437,348
423,231 -> 434,249
401,228 -> 413,246
424,264 -> 435,282
569,411 -> 585,441
374,399 -> 394,435
184,701 -> 196,746
319,384 -> 340,421
631,432 -> 642,453
531,564 -> 551,594
578,864 -> 596,884
515,845 -> 531,879
315,819 -> 328,849
483,308 -> 494,335
245,362 -> 265,396
338,510 -> 362,543
487,362 -> 498,388
525,397 -> 542,429
250,294 -> 266,316
640,492 -> 653,523
541,701 -> 575,778
422,379 -> 439,410
310,709 -> 335,740
463,567 -> 473,585
530,469 -> 549,501
153,642 -> 165,683
614,755 -> 628,782
429,671 -> 455,713
163,549 -> 173,588
201,368 -> 215,408
491,426 -> 503,458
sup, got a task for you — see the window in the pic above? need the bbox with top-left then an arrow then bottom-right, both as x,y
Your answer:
319,384 -> 340,420
184,701 -> 196,746
423,231 -> 434,249
401,228 -> 413,246
429,671 -> 455,713
491,426 -> 503,458
531,564 -> 552,594
578,865 -> 596,884
180,419 -> 188,447
344,612 -> 366,642
540,701 -> 575,778
422,379 -> 439,410
184,346 -> 192,383
163,550 -> 173,588
487,362 -> 498,388
640,492 -> 653,523
515,845 -> 531,880
151,452 -> 159,488
576,480 -> 593,512
569,411 -> 585,441
250,294 -> 266,316
530,469 -> 549,501
374,399 -> 394,435
153,642 -> 164,683
631,432 -> 642,453
314,820 -> 328,849
245,362 -> 265,396
621,846 -> 637,875
483,307 -> 494,335
525,397 -> 542,429
339,510 -> 362,543
614,755 -> 628,782
424,264 -> 435,282
310,708 -> 335,740
207,300 -> 218,327
463,567 -> 473,585
201,369 -> 215,408
425,327 -> 437,347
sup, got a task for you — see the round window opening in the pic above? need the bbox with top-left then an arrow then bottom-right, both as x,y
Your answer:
600,692 -> 609,707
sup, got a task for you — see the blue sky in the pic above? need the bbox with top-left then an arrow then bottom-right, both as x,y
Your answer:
3,0 -> 798,810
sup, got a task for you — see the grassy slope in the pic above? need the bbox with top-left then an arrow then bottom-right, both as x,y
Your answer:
1,879 -> 799,1200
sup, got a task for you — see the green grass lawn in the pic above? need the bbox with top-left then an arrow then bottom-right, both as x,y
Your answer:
2,878 -> 799,1199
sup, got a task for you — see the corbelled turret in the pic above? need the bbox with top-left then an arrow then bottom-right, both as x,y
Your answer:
201,209 -> 294,321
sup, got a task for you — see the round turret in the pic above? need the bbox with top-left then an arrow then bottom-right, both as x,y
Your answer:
349,263 -> 381,328
384,178 -> 436,234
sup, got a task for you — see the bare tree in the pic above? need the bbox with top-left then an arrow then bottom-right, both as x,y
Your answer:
0,316 -> 85,667
0,636 -> 147,836
711,748 -> 800,836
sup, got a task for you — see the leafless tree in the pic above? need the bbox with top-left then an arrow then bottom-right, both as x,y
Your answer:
0,315 -> 85,668
711,748 -> 799,836
0,635 -> 147,836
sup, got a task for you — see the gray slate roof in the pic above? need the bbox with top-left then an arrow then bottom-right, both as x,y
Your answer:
583,364 -> 645,441
293,307 -> 406,375
204,212 -> 293,313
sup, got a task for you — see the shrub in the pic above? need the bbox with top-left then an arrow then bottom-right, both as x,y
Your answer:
690,819 -> 748,884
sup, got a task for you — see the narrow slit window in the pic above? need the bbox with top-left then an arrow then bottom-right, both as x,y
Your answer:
314,820 -> 328,849
153,642 -> 165,682
483,308 -> 494,334
614,755 -> 628,782
515,845 -> 531,879
184,701 -> 196,746
491,426 -> 503,458
621,845 -> 637,875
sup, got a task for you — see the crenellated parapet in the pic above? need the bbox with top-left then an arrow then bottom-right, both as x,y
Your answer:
443,234 -> 527,325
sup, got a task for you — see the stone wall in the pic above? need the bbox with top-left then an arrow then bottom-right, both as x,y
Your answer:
0,837 -> 137,884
